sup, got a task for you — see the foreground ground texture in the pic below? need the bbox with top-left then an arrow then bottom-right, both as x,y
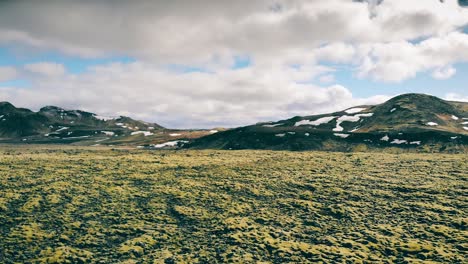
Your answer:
0,147 -> 466,263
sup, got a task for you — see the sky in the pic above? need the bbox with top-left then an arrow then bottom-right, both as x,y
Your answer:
0,0 -> 467,128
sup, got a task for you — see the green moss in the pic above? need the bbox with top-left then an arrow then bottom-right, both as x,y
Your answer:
0,147 -> 465,263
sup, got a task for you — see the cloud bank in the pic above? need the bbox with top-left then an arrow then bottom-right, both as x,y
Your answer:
0,0 -> 467,127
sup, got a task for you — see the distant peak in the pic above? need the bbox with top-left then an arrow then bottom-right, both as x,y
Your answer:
39,106 -> 64,112
389,93 -> 441,101
0,101 -> 17,111
0,101 -> 15,107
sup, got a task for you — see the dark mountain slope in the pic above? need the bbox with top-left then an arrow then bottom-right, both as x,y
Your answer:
357,94 -> 466,134
0,102 -> 49,137
0,102 -> 219,147
0,102 -> 163,139
188,94 -> 468,152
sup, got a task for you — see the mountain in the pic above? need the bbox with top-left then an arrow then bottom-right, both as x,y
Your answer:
2,94 -> 467,152
188,94 -> 468,152
0,102 -> 217,147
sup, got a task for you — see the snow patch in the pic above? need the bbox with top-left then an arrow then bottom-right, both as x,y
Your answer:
287,132 -> 295,135
426,122 -> 438,126
131,131 -> 154,136
154,141 -> 179,148
94,115 -> 115,121
464,127 -> 468,131
345,107 -> 366,114
390,108 -> 396,113
295,116 -> 336,127
450,136 -> 458,139
169,133 -> 182,137
55,127 -> 69,132
334,133 -> 349,138
153,140 -> 189,149
275,133 -> 285,137
209,130 -> 218,133
333,113 -> 373,132
304,133 -> 310,136
391,139 -> 407,144
65,136 -> 90,139
101,131 -> 115,136
263,123 -> 283,127
380,135 -> 390,141
410,141 -> 421,145
451,115 -> 459,120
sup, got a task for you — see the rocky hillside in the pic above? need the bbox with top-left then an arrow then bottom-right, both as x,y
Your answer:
0,102 -> 218,148
188,94 -> 468,152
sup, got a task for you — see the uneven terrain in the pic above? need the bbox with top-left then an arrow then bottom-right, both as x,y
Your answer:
0,146 -> 466,263
189,94 -> 468,151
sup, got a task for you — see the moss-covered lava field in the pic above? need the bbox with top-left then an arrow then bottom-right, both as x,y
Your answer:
0,146 -> 466,263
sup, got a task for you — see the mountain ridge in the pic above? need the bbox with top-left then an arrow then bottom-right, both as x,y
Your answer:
1,93 -> 467,152
0,102 -> 218,147
187,93 -> 468,152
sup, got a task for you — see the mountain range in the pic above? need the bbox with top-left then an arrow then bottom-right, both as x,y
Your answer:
0,102 -> 218,148
1,93 -> 467,152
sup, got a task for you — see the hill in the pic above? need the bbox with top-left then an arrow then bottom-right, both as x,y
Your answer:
0,102 -> 218,148
188,94 -> 468,152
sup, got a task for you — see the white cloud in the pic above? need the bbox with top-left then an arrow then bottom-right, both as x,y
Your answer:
356,32 -> 468,82
0,0 -> 466,63
445,93 -> 468,102
0,66 -> 18,82
0,1 -> 467,83
24,62 -> 66,77
0,0 -> 466,128
0,62 -> 390,128
432,65 -> 456,79
315,43 -> 357,63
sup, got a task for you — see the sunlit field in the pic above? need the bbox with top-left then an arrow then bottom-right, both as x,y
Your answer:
0,146 -> 466,263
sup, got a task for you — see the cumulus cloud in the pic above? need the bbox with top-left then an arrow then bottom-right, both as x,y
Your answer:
356,32 -> 468,82
0,62 -> 390,128
24,62 -> 66,76
0,0 -> 466,127
0,0 -> 467,63
0,66 -> 18,82
314,43 -> 357,63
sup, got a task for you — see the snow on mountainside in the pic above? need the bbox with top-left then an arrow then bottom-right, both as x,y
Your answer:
0,102 -> 219,147
188,94 -> 468,152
